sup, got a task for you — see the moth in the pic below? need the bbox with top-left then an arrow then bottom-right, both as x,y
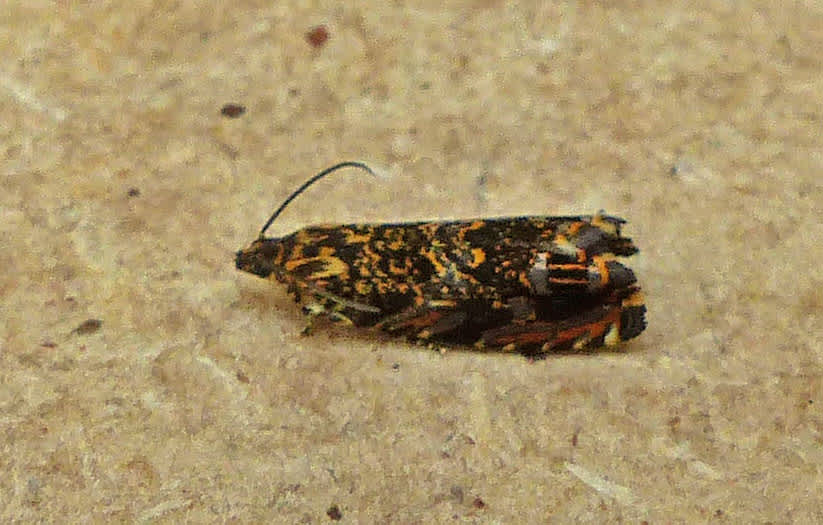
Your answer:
236,162 -> 646,356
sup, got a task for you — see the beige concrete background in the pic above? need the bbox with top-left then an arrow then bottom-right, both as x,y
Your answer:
3,1 -> 822,522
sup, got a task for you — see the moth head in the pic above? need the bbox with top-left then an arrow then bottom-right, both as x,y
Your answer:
235,237 -> 285,279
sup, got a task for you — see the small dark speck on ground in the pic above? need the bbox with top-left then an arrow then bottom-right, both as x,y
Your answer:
326,504 -> 342,520
73,319 -> 102,335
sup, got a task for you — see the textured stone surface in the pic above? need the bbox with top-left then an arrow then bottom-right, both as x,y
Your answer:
2,1 -> 822,522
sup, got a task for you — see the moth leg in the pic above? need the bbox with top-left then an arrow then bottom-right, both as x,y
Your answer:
374,304 -> 443,335
477,288 -> 645,356
374,301 -> 465,340
415,311 -> 468,340
287,282 -> 303,303
299,302 -> 326,335
296,280 -> 381,334
299,297 -> 356,335
461,296 -> 535,352
377,298 -> 520,345
303,280 -> 381,314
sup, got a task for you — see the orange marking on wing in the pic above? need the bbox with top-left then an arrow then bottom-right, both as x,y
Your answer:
393,310 -> 444,329
548,263 -> 587,271
567,221 -> 585,235
592,256 -> 610,287
551,307 -> 622,347
468,248 -> 486,268
547,278 -> 588,285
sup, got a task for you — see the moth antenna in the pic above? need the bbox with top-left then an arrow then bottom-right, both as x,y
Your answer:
258,161 -> 377,238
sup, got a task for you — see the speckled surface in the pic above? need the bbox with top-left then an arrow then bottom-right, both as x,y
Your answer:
3,2 -> 823,522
